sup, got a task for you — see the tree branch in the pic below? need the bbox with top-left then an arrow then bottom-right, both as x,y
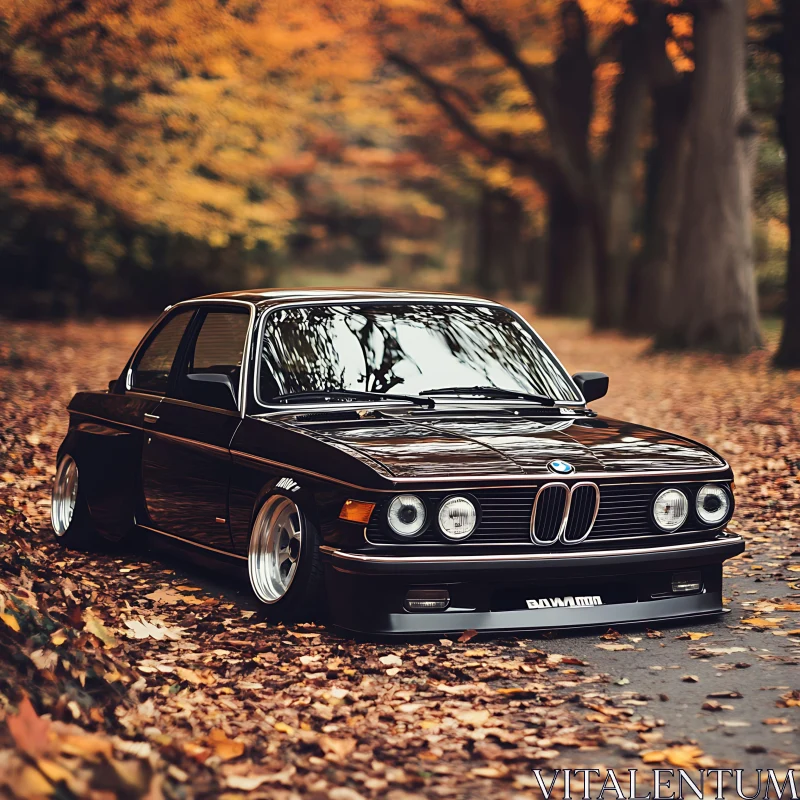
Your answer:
446,0 -> 559,134
385,50 -> 557,188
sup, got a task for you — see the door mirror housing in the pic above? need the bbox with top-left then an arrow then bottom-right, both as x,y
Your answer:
183,373 -> 238,412
572,371 -> 609,403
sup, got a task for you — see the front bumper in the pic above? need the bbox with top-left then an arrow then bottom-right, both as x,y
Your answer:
321,533 -> 744,635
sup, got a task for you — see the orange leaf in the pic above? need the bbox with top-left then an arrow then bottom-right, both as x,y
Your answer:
207,728 -> 245,761
7,697 -> 52,758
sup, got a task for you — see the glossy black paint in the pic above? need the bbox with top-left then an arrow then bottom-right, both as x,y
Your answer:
55,289 -> 743,634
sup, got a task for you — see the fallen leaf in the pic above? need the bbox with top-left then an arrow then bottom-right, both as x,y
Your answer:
0,612 -> 21,632
7,697 -> 52,758
207,729 -> 245,761
378,654 -> 402,667
642,744 -> 706,769
596,643 -> 634,651
319,735 -> 357,759
83,608 -> 119,648
458,628 -> 477,643
123,617 -> 183,641
452,709 -> 490,727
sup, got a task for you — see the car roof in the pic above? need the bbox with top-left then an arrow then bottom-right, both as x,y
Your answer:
194,288 -> 501,308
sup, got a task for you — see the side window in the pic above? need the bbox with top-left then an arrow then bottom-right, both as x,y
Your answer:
175,309 -> 250,410
131,310 -> 194,394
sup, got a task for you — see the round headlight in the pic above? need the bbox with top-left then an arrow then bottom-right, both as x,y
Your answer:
696,484 -> 731,525
438,496 -> 477,540
652,488 -> 689,531
387,494 -> 426,537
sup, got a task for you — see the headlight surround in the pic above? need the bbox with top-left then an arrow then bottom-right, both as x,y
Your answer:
387,494 -> 427,537
438,495 -> 478,540
652,488 -> 689,531
696,484 -> 731,525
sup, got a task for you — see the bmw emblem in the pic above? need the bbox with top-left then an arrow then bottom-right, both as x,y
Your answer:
548,459 -> 575,475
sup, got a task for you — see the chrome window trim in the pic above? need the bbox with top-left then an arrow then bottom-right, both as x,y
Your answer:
125,298 -> 257,419
321,534 -> 744,565
251,298 -> 584,410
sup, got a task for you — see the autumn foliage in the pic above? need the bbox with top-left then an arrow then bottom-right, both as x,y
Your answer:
0,0 -> 796,359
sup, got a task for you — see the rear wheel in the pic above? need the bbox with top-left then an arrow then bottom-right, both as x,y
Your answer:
51,454 -> 99,549
247,494 -> 323,622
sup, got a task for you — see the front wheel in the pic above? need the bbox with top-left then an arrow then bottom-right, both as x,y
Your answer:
51,454 -> 99,549
247,494 -> 324,622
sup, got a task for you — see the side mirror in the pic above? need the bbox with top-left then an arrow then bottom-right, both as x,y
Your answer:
108,379 -> 118,393
184,373 -> 238,412
572,371 -> 609,403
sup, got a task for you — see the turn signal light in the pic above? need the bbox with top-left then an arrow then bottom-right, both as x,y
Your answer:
339,499 -> 375,524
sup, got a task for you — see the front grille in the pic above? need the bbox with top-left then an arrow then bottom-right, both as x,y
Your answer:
365,482 -> 716,547
562,483 -> 600,543
531,484 -> 568,544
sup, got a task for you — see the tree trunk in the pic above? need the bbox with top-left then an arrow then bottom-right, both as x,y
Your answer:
475,188 -> 496,295
473,188 -> 525,298
774,0 -> 800,367
541,185 -> 594,317
625,78 -> 692,334
654,0 -> 762,353
596,6 -> 664,330
538,0 -> 595,318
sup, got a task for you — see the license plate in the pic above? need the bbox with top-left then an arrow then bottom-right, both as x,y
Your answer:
526,595 -> 603,609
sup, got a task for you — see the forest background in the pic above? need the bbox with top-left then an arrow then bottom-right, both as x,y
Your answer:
1,0 -> 799,365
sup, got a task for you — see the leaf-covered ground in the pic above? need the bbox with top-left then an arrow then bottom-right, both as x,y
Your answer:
0,314 -> 798,799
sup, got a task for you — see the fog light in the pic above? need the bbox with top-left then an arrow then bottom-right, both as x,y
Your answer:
672,571 -> 702,594
405,589 -> 450,612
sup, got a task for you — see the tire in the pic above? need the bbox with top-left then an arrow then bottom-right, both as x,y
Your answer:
51,454 -> 99,550
247,493 -> 324,623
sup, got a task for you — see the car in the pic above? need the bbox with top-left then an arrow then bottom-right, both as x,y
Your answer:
51,289 -> 744,634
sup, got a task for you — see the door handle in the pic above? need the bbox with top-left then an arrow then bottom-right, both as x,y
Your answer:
143,413 -> 160,424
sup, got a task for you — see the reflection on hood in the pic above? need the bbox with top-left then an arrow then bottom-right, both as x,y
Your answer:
280,413 -> 724,478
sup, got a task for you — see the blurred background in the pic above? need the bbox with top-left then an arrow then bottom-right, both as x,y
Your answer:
0,0 -> 798,364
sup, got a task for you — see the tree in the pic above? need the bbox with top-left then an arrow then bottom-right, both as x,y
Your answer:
654,0 -> 762,353
371,0 -> 681,326
774,0 -> 800,367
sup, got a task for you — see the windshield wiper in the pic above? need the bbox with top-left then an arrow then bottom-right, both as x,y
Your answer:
419,385 -> 555,406
272,389 -> 435,408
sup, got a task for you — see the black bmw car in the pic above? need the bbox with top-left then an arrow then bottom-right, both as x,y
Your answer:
51,289 -> 744,634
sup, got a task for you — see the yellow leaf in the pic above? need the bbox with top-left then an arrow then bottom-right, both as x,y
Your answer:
83,609 -> 118,648
206,729 -> 245,761
1,612 -> 20,632
686,632 -> 713,641
274,721 -> 294,734
642,744 -> 705,769
741,617 -> 779,628
50,630 -> 67,646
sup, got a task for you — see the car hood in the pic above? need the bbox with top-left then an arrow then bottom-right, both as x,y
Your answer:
280,412 -> 725,479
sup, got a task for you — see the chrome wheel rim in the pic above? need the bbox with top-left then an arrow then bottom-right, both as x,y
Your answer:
52,455 -> 78,536
248,496 -> 302,604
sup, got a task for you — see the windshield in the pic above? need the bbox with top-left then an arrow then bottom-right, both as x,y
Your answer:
258,303 -> 582,404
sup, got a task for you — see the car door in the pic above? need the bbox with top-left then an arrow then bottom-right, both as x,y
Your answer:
140,304 -> 251,551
